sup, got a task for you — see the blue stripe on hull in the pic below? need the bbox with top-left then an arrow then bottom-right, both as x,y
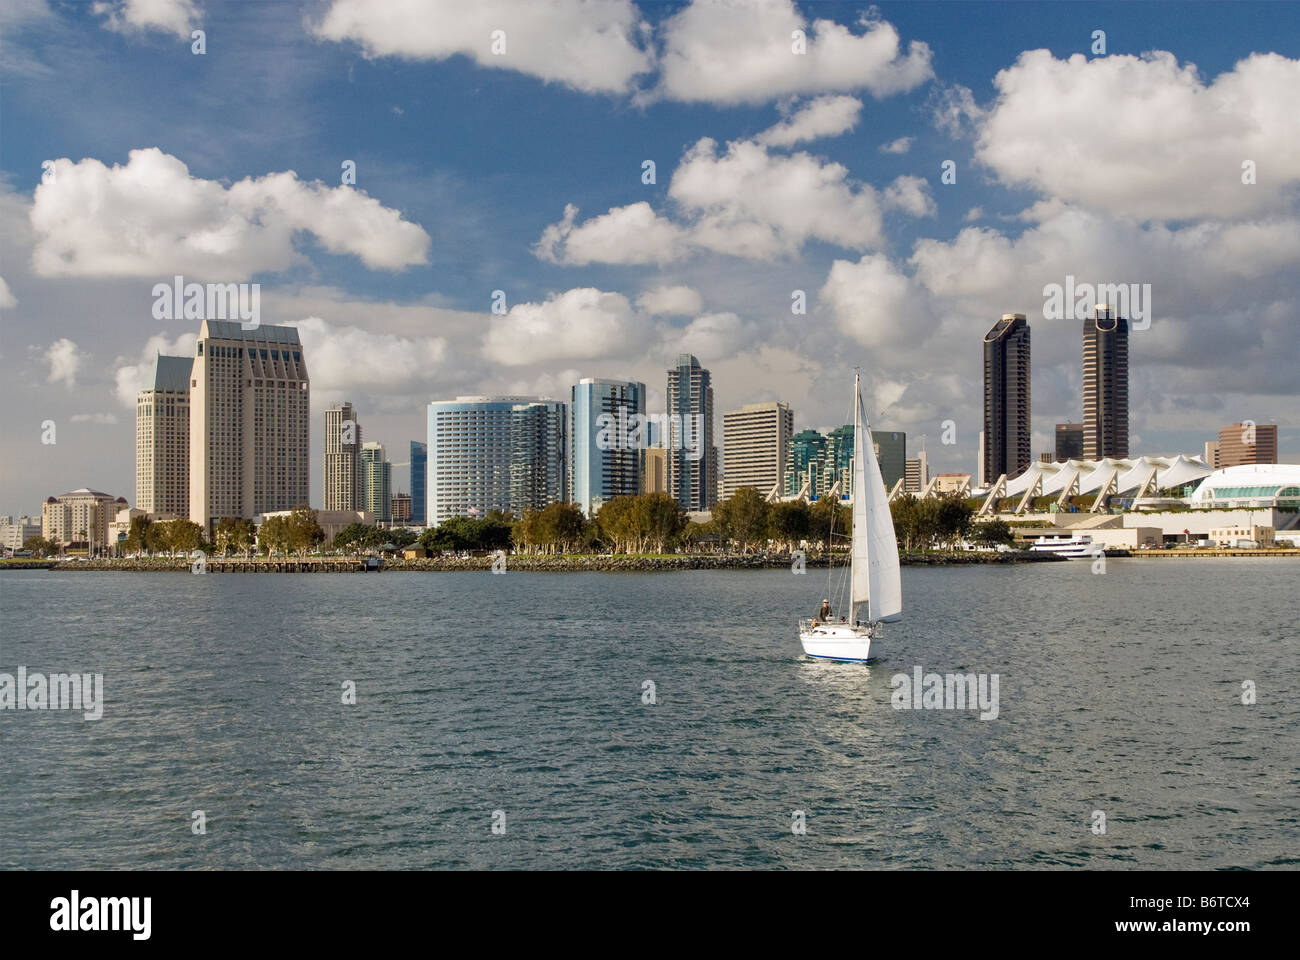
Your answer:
804,654 -> 872,663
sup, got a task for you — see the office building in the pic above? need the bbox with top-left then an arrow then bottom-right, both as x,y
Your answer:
873,431 -> 906,490
391,493 -> 412,523
640,447 -> 668,495
666,354 -> 718,511
983,313 -> 1032,481
410,441 -> 428,525
426,396 -> 568,526
323,402 -> 363,511
1055,423 -> 1084,462
361,442 -> 392,523
722,401 -> 793,499
189,320 -> 310,533
1217,423 -> 1278,467
1082,304 -> 1129,459
1204,440 -> 1220,470
905,451 -> 930,493
571,378 -> 646,514
135,354 -> 192,516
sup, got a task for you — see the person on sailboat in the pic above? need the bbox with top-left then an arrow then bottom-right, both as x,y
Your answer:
817,599 -> 832,621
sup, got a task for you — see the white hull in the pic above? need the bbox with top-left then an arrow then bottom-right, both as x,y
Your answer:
799,620 -> 875,662
1029,536 -> 1095,559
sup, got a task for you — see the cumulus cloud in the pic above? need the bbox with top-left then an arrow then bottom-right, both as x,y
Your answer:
977,51 -> 1300,220
292,317 -> 447,398
755,95 -> 862,147
44,337 -> 83,388
669,311 -> 754,359
820,253 -> 931,349
483,288 -> 646,366
539,136 -> 887,264
636,284 -> 702,316
311,0 -> 652,95
534,202 -> 685,265
930,83 -> 983,138
93,0 -> 199,40
0,276 -> 15,309
879,136 -> 913,154
882,175 -> 936,217
656,0 -> 931,104
31,148 -> 431,279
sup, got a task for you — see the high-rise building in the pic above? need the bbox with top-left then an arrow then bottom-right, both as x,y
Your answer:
1055,422 -> 1084,461
135,354 -> 192,516
361,442 -> 392,522
666,354 -> 718,511
571,378 -> 646,515
873,431 -> 906,490
391,493 -> 412,523
783,429 -> 827,497
1217,423 -> 1279,467
1204,440 -> 1220,469
722,401 -> 793,499
410,441 -> 428,525
640,447 -> 668,495
189,321 -> 309,533
905,451 -> 929,493
1082,304 -> 1129,459
426,396 -> 568,527
323,402 -> 363,511
983,313 -> 1032,481
781,425 -> 868,499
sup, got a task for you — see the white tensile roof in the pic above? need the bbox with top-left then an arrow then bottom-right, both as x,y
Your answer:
1188,463 -> 1300,501
1001,455 -> 1214,498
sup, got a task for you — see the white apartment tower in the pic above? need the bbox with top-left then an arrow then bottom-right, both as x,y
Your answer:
722,401 -> 793,500
135,354 -> 193,516
323,402 -> 363,511
189,320 -> 310,533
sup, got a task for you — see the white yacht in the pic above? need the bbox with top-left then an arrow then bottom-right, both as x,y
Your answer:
1028,535 -> 1096,558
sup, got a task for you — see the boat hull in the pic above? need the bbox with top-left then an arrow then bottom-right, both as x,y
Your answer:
799,621 -> 874,662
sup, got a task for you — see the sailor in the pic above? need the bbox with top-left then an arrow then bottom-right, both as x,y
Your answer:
818,599 -> 832,620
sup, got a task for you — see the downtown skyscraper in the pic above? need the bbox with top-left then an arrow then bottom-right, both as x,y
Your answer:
983,313 -> 1032,482
189,320 -> 309,533
571,378 -> 646,516
323,401 -> 363,511
361,441 -> 392,522
666,354 -> 718,511
135,354 -> 192,516
426,396 -> 568,527
1082,304 -> 1129,459
722,401 -> 792,500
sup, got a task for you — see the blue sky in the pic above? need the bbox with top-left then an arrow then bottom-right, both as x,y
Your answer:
1,0 -> 1297,511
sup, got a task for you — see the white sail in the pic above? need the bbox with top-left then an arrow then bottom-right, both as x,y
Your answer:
850,375 -> 903,623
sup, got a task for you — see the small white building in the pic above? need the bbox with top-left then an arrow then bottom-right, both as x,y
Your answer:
1208,524 -> 1274,548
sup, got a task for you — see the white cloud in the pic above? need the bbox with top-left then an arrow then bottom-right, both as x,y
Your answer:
537,135 -> 889,263
964,206 -> 984,222
292,317 -> 447,398
931,83 -> 983,137
311,0 -> 652,95
483,288 -> 646,366
656,0 -> 931,105
820,253 -> 931,349
636,284 -> 702,316
112,331 -> 198,407
755,95 -> 862,147
0,276 -> 15,309
670,311 -> 753,359
93,0 -> 199,40
977,50 -> 1300,220
31,148 -> 431,279
882,175 -> 936,217
71,412 -> 119,424
44,338 -> 83,388
879,136 -> 913,154
534,202 -> 685,265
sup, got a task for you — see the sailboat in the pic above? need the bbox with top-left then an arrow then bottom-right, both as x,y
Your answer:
798,373 -> 903,662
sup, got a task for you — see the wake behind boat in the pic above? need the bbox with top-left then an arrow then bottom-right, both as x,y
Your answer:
798,373 -> 903,663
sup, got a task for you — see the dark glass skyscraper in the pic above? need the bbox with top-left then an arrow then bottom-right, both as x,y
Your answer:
410,440 -> 427,525
983,313 -> 1032,481
666,354 -> 717,510
1082,305 -> 1129,459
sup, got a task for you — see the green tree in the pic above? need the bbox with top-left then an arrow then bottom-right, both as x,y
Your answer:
22,536 -> 57,558
810,495 -> 848,551
970,518 -> 1014,547
124,516 -> 152,554
168,519 -> 203,555
712,487 -> 771,552
258,515 -> 291,555
768,500 -> 811,551
145,520 -> 171,555
286,505 -> 325,555
934,494 -> 975,549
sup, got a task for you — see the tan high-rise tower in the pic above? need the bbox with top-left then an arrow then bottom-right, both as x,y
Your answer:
323,402 -> 363,510
722,401 -> 793,499
136,354 -> 192,516
189,320 -> 310,533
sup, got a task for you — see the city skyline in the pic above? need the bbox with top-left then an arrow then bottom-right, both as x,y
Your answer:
2,2 -> 1298,515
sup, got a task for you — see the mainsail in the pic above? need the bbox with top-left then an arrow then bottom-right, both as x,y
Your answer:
849,374 -> 903,624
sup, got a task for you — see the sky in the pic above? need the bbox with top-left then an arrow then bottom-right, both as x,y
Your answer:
1,0 -> 1297,515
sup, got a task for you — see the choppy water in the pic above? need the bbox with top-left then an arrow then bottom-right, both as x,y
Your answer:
1,560 -> 1297,869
